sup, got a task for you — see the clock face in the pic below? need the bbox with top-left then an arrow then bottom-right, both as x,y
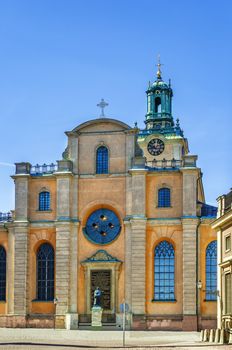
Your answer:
147,138 -> 165,156
85,208 -> 121,245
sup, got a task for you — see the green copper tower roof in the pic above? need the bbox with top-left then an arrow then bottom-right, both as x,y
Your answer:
143,59 -> 183,137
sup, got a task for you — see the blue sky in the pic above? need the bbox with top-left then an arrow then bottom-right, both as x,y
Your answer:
0,0 -> 231,211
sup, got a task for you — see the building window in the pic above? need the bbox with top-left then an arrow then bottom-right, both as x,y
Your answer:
39,191 -> 50,211
205,240 -> 217,301
158,188 -> 171,207
96,146 -> 108,174
225,273 -> 232,314
225,235 -> 231,251
37,243 -> 54,301
155,97 -> 161,113
154,240 -> 175,301
0,246 -> 6,301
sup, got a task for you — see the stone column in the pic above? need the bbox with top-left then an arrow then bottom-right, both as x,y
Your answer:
11,171 -> 30,326
66,222 -> 79,329
182,218 -> 199,331
124,221 -> 132,309
129,169 -> 147,329
55,222 -> 71,328
181,167 -> 199,331
55,171 -> 78,329
131,219 -> 147,317
12,222 -> 29,326
7,225 -> 14,314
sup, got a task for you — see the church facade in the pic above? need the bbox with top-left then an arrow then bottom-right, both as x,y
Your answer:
0,66 -> 218,330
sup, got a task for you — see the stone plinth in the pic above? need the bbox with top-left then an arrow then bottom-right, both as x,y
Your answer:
65,313 -> 78,330
91,306 -> 103,327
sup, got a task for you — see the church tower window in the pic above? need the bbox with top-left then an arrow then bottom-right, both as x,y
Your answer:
37,243 -> 54,301
0,246 -> 6,301
39,191 -> 50,211
155,97 -> 161,113
158,188 -> 171,207
96,146 -> 109,174
154,240 -> 175,301
205,240 -> 217,301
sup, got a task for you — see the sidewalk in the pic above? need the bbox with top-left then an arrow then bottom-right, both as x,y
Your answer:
0,328 -> 225,349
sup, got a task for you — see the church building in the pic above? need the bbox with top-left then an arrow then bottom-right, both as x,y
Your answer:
0,64 -> 218,330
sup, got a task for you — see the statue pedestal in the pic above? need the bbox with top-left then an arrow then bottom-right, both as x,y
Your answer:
91,306 -> 103,327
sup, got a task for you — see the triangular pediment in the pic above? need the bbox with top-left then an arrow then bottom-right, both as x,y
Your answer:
82,249 -> 121,263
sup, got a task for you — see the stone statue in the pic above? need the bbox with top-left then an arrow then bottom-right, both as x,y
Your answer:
93,287 -> 102,307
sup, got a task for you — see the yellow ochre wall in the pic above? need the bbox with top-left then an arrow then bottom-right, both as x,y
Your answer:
77,176 -> 126,314
146,224 -> 183,315
199,223 -> 217,317
28,178 -> 57,221
29,228 -> 56,314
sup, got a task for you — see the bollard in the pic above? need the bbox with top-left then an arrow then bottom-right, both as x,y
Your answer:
219,328 -> 225,344
200,330 -> 204,341
228,329 -> 232,344
214,329 -> 220,343
209,329 -> 215,342
203,329 -> 209,342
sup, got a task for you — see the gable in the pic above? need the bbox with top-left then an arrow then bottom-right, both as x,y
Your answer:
66,118 -> 131,135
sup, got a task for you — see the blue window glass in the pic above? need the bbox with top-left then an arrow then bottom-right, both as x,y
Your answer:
96,146 -> 108,174
206,240 -> 217,301
39,191 -> 50,211
0,246 -> 6,301
37,243 -> 54,301
154,240 -> 175,301
158,188 -> 171,207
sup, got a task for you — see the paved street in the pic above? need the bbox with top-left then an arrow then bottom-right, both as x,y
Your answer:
0,329 -> 230,350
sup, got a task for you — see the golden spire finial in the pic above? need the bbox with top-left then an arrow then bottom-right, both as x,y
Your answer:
156,54 -> 163,80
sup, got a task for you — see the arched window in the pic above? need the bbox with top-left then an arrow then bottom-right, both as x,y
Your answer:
37,243 -> 54,301
0,246 -> 6,301
206,240 -> 217,301
154,240 -> 175,301
158,188 -> 171,207
155,97 -> 161,113
39,191 -> 50,211
96,146 -> 109,174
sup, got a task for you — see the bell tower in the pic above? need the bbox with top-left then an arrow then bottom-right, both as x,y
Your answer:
145,58 -> 174,130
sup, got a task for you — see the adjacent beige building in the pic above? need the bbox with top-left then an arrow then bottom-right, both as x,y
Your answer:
212,189 -> 232,331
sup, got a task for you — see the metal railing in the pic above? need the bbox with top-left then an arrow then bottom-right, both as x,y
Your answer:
0,212 -> 12,222
30,163 -> 58,175
146,158 -> 183,169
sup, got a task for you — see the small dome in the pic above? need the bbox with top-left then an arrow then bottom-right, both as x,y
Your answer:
152,80 -> 169,89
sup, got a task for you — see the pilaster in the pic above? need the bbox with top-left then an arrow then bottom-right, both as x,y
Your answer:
55,222 -> 71,321
56,174 -> 72,220
124,221 -> 132,310
181,167 -> 198,217
68,135 -> 79,174
13,222 -> 29,316
69,222 -> 79,314
6,225 -> 14,314
131,219 -> 147,314
130,170 -> 147,216
13,174 -> 30,221
182,218 -> 199,330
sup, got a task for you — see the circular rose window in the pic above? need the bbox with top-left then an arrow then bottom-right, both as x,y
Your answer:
84,208 -> 121,245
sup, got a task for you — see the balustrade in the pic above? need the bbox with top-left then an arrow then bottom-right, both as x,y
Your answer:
0,212 -> 12,222
30,163 -> 57,175
146,158 -> 183,169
